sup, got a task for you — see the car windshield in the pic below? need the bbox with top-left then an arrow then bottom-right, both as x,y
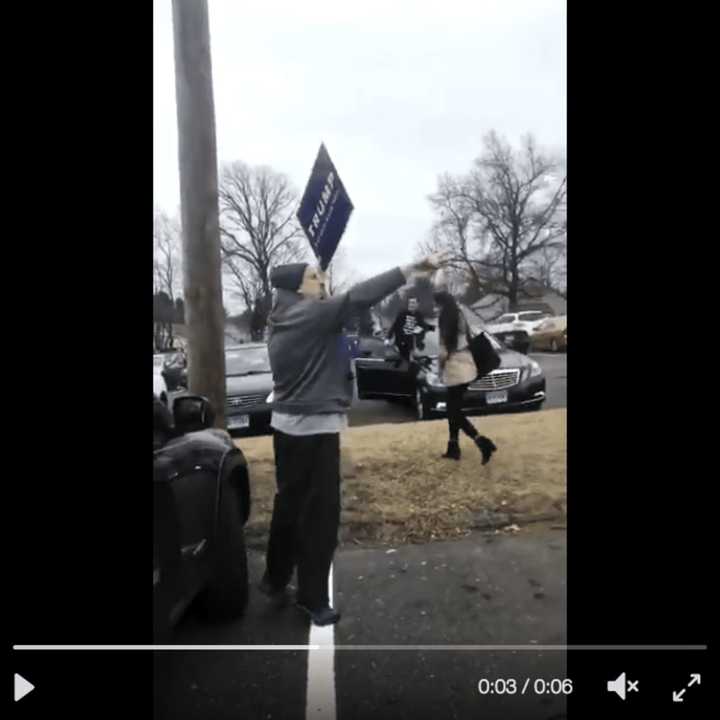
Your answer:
225,346 -> 271,376
519,312 -> 547,321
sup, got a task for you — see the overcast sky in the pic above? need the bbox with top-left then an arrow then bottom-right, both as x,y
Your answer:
154,0 -> 566,307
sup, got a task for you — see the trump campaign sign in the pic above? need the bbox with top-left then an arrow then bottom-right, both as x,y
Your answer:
296,144 -> 354,271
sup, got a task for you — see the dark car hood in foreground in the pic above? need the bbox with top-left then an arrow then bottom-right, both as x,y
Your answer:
225,372 -> 274,397
423,347 -> 533,370
497,348 -> 534,368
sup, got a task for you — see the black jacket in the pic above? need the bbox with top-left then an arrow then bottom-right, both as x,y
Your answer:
387,311 -> 434,346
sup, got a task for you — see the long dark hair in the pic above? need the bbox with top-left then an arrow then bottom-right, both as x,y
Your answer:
434,290 -> 461,352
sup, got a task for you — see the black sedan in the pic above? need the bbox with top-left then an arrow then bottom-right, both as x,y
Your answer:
224,344 -> 274,434
355,330 -> 546,420
153,395 -> 251,639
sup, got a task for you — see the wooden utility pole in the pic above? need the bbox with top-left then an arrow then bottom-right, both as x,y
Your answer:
171,0 -> 226,426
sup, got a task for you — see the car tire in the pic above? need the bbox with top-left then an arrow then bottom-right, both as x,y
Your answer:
415,388 -> 431,421
199,484 -> 249,620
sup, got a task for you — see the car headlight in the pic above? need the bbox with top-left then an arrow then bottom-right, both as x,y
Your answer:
526,360 -> 542,379
266,391 -> 274,403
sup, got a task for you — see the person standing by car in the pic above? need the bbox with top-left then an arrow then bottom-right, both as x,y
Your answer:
162,347 -> 187,391
260,255 -> 441,626
433,274 -> 497,464
386,296 -> 435,363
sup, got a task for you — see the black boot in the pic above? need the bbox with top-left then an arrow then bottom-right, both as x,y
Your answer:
259,573 -> 294,607
474,436 -> 497,465
442,440 -> 461,460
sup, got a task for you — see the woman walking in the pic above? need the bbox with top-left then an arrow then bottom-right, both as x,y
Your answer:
433,282 -> 497,464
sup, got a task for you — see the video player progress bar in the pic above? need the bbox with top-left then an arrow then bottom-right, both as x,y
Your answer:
13,645 -> 708,651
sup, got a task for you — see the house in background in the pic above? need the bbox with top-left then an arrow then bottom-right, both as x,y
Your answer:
468,280 -> 566,322
153,323 -> 188,353
467,294 -> 508,322
154,319 -> 255,352
517,279 -> 566,317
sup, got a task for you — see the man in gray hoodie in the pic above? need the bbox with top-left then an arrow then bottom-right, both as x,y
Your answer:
260,256 -> 440,625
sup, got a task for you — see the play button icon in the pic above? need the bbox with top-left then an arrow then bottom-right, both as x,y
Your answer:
14,673 -> 34,702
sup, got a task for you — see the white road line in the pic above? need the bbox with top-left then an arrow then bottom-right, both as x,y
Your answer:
305,564 -> 337,720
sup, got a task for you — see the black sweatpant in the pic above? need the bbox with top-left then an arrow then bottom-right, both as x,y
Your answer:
396,338 -> 413,363
446,383 -> 478,441
265,430 -> 341,609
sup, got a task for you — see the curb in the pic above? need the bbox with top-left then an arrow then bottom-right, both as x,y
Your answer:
245,511 -> 566,552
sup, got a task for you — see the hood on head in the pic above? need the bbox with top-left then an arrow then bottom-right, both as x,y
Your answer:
270,263 -> 308,291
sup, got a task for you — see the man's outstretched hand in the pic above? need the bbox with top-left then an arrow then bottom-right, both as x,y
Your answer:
403,252 -> 449,280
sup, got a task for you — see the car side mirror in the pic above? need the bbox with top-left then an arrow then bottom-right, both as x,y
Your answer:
173,394 -> 216,434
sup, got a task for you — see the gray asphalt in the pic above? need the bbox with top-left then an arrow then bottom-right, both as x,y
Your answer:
154,525 -> 567,720
348,352 -> 566,427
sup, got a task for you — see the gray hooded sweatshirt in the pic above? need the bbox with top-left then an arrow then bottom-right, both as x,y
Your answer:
268,267 -> 406,415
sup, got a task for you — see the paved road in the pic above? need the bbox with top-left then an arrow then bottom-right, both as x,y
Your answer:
349,352 -> 566,428
154,525 -> 567,720
530,352 -> 566,411
168,353 -> 565,432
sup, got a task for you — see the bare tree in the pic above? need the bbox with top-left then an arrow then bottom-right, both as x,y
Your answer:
526,243 -> 567,298
153,210 -> 183,350
218,162 -> 307,340
424,132 -> 566,311
325,246 -> 358,295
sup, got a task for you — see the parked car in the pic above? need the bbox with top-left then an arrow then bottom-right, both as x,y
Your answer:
153,394 -> 251,638
224,344 -> 274,434
486,311 -> 551,354
154,354 -> 169,403
531,315 -> 567,352
355,330 -> 546,419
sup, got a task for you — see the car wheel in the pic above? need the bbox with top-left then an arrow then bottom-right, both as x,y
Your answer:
199,483 -> 249,620
415,388 -> 431,421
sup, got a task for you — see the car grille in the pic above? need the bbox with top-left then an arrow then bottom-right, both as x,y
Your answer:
227,393 -> 266,408
471,369 -> 521,391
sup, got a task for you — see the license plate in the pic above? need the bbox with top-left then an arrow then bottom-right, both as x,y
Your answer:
486,391 -> 508,405
227,414 -> 250,429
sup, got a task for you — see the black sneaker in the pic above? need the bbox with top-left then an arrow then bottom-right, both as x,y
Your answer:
296,602 -> 341,626
258,575 -> 293,606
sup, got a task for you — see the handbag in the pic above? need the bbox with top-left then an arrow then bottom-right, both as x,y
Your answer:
465,319 -> 501,380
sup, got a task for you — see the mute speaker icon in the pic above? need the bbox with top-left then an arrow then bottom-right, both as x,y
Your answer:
607,672 -> 639,700
607,672 -> 627,700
